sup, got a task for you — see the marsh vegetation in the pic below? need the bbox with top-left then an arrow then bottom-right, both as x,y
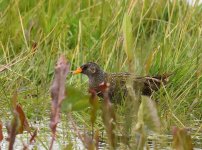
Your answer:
0,0 -> 202,149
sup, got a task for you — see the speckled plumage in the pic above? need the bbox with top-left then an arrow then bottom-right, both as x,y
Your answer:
75,62 -> 169,103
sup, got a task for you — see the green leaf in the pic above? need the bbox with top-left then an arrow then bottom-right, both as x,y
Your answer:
122,13 -> 134,62
144,47 -> 158,74
136,96 -> 161,132
61,87 -> 90,112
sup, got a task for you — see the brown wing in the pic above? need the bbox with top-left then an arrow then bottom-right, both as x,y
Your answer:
105,73 -> 131,102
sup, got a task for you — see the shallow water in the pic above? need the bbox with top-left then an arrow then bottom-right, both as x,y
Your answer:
1,120 -> 201,150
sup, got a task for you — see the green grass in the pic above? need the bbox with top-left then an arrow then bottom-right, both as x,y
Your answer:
0,0 -> 202,149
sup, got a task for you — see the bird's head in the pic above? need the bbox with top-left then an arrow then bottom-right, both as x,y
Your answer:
72,62 -> 102,77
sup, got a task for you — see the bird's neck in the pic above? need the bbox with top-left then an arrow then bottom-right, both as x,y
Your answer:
88,71 -> 106,88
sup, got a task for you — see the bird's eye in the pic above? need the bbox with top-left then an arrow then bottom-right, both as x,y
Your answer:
82,65 -> 88,70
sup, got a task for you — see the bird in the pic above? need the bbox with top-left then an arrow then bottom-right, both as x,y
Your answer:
72,62 -> 170,103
